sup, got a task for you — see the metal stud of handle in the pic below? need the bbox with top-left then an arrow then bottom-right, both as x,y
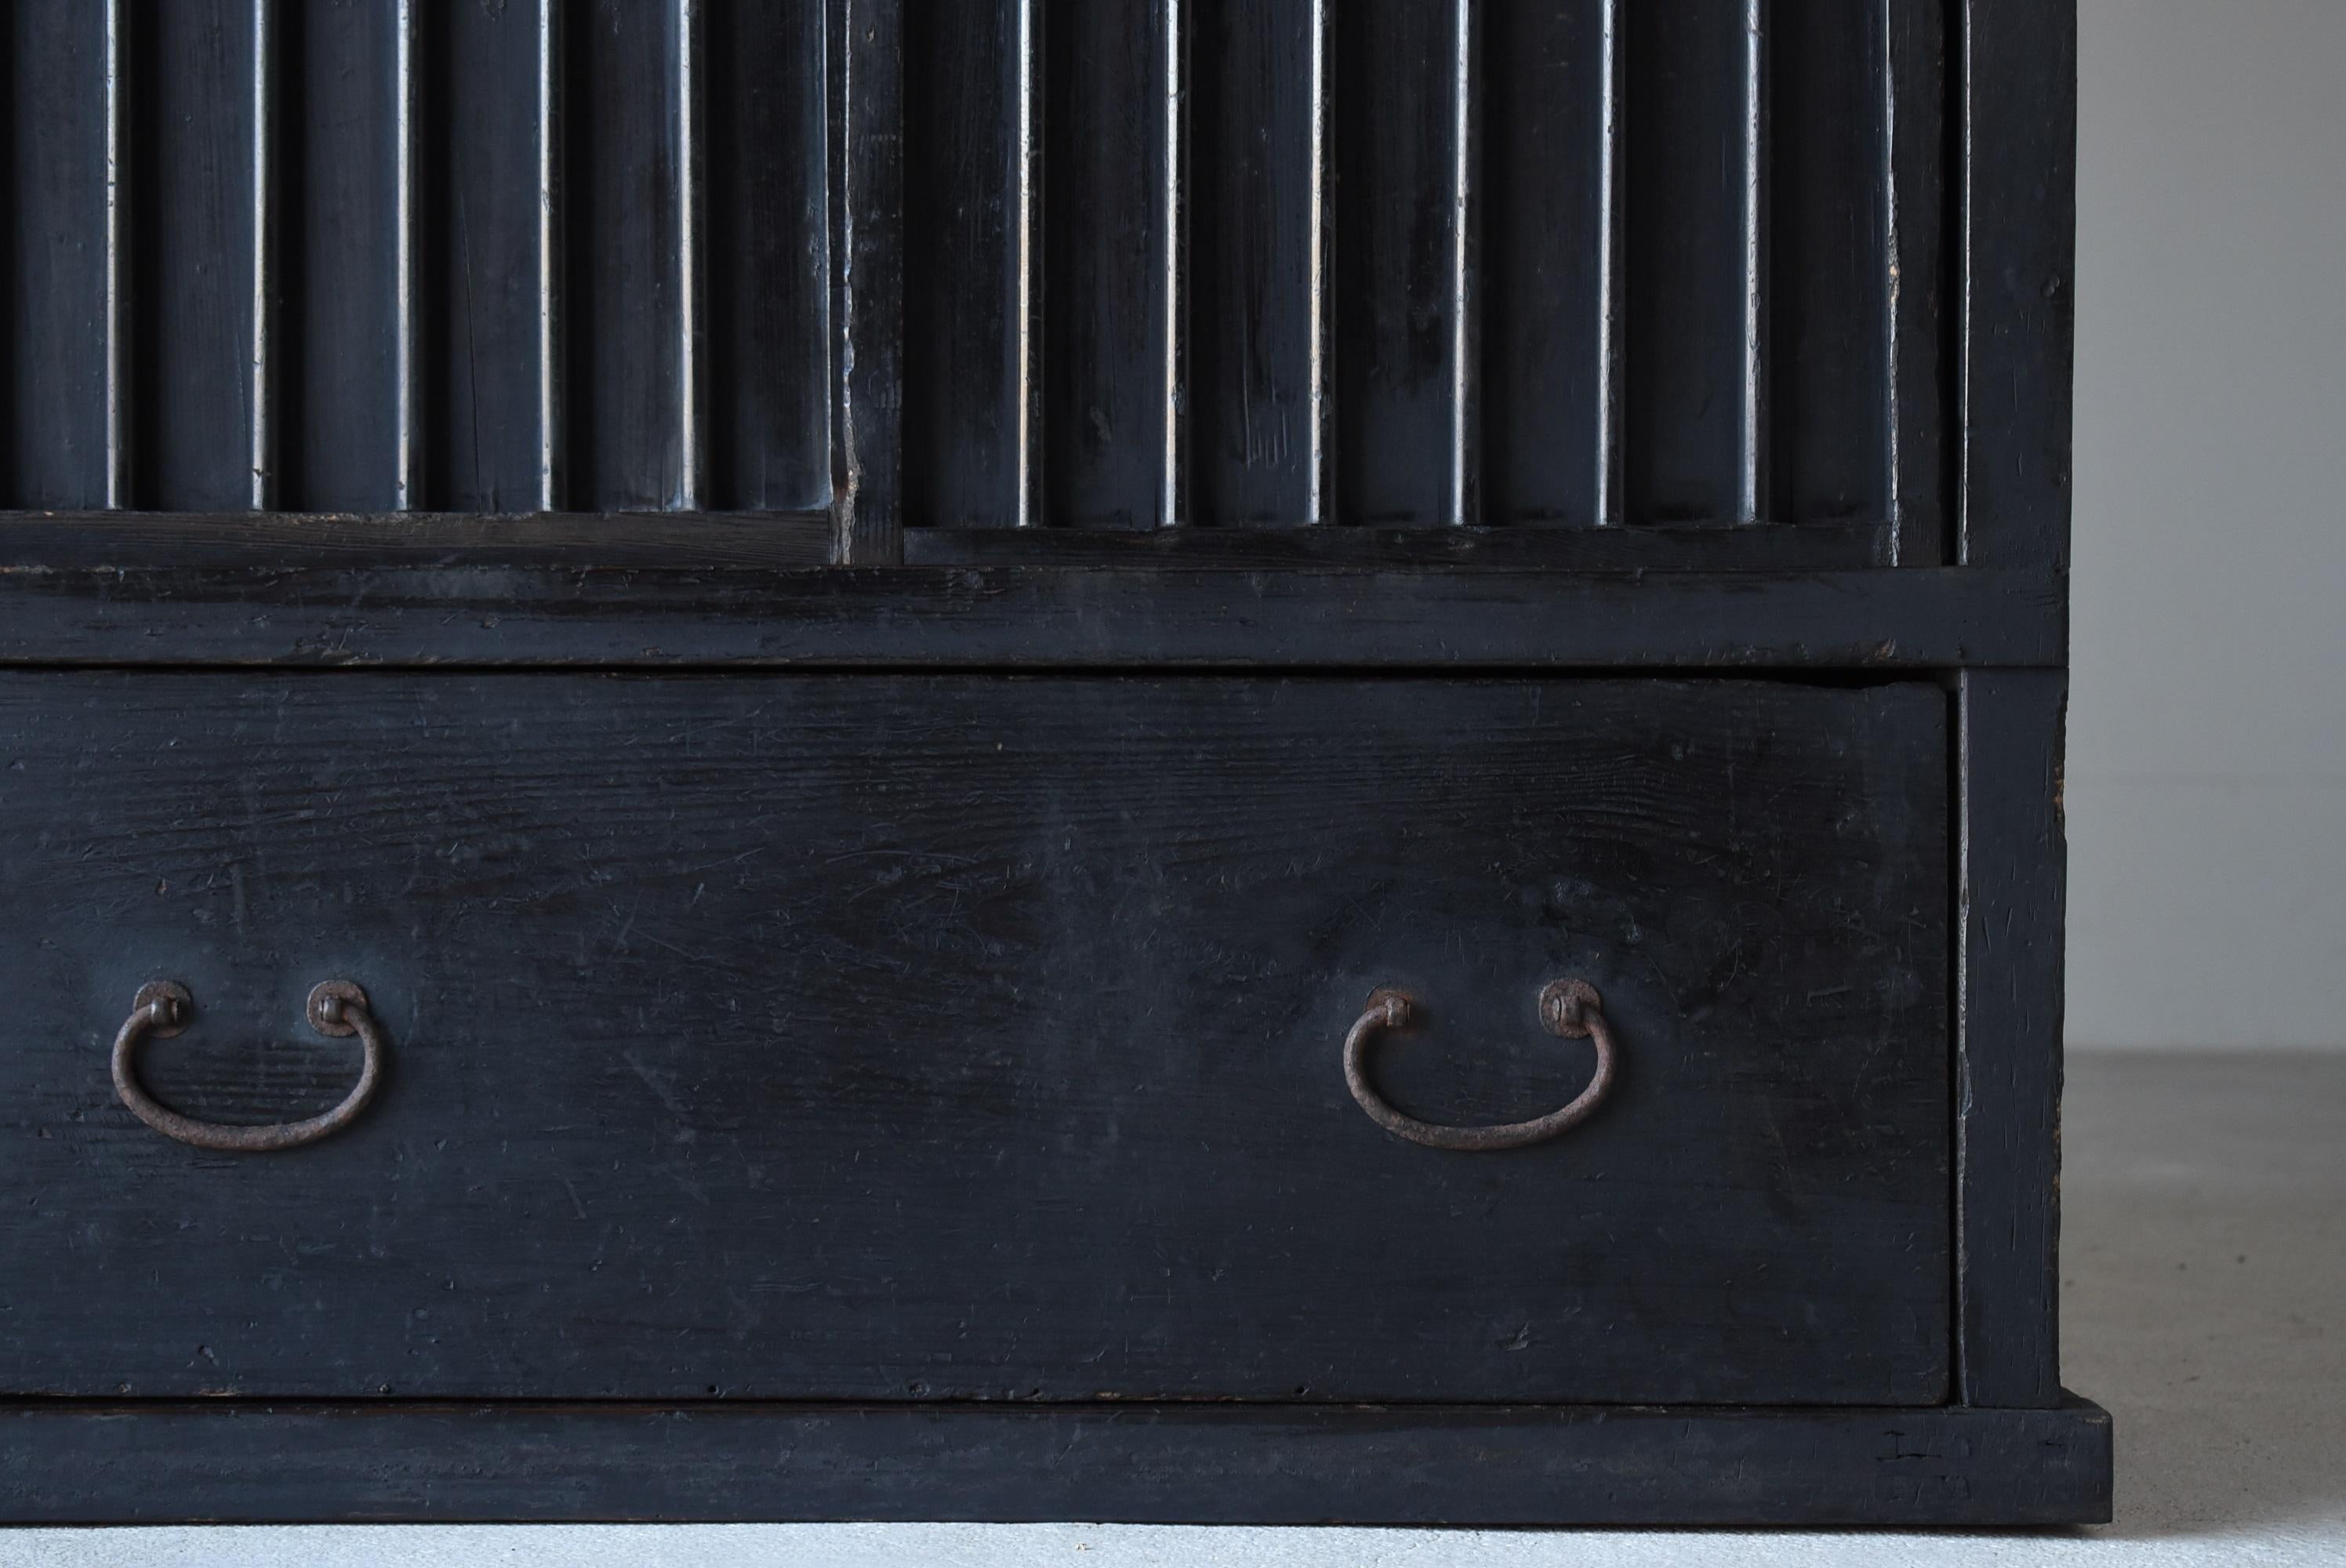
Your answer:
1342,978 -> 1618,1151
111,981 -> 385,1152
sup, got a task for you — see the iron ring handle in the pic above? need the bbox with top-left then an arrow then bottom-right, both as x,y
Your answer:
1343,978 -> 1617,1151
111,980 -> 384,1152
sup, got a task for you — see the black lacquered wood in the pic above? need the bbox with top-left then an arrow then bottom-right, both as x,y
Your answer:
1187,0 -> 1316,526
901,0 -> 1029,529
1329,0 -> 1466,526
0,673 -> 1948,1405
1957,668 -> 2068,1407
1960,0 -> 2076,568
1480,0 -> 1609,527
705,0 -> 833,514
0,0 -> 2088,1526
5,0 -> 1954,552
1619,0 -> 1758,527
123,0 -> 260,511
3,2 -> 109,510
280,1 -> 399,512
565,1 -> 686,511
0,543 -> 2063,668
1767,0 -> 1889,528
1041,0 -> 1178,530
0,1398 -> 2113,1525
421,0 -> 545,512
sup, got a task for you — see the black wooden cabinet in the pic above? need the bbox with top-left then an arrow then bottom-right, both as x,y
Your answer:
0,0 -> 2101,1525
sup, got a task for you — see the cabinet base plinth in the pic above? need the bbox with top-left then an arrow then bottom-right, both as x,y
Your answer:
3,1395 -> 2111,1526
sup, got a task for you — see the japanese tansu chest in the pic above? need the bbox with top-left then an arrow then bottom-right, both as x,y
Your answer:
0,0 -> 2101,1526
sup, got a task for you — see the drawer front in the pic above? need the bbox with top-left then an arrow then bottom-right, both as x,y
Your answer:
0,675 -> 1948,1404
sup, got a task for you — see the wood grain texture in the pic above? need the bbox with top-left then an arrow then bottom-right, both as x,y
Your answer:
0,1397 -> 2113,1525
1,675 -> 1946,1404
903,520 -> 1884,569
565,0 -> 686,510
1328,0 -> 1465,526
0,554 -> 2063,667
280,1 -> 398,512
1957,669 -> 2066,1406
836,0 -> 904,562
899,0 -> 1026,528
5,0 -> 1956,546
1887,0 -> 1948,564
1619,0 -> 1755,526
4,2 -> 109,510
1767,0 -> 1890,527
1186,0 -> 1316,526
1480,0 -> 1607,527
126,0 -> 260,510
704,0 -> 833,514
423,0 -> 545,511
1041,0 -> 1176,529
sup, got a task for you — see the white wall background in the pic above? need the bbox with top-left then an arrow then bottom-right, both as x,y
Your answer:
2069,0 -> 2346,1048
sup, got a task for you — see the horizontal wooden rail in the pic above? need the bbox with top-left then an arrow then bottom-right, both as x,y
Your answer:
0,557 -> 2060,670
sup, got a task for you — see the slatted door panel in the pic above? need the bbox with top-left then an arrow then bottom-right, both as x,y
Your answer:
0,0 -> 833,519
5,0 -> 1942,561
894,0 -> 1946,555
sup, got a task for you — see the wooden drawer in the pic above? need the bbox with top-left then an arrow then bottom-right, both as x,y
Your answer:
0,674 -> 1948,1406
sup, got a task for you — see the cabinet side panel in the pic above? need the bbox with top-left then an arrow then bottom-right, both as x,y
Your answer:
1957,669 -> 2067,1406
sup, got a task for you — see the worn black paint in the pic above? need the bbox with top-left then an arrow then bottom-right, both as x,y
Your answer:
3,0 -> 1948,540
0,539 -> 2063,670
0,1398 -> 2112,1526
1957,669 -> 2068,1407
423,0 -> 544,512
2,674 -> 1947,1404
0,0 -> 2086,1527
4,2 -> 108,510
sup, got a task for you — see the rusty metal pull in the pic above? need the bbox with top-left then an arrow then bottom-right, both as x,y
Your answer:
111,980 -> 384,1152
1343,978 -> 1617,1151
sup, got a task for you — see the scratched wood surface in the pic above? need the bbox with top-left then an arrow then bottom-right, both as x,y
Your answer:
2,0 -> 1941,544
0,674 -> 1947,1404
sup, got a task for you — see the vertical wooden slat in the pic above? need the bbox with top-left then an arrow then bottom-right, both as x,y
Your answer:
1957,669 -> 2068,1407
102,0 -> 131,509
835,0 -> 899,557
1446,0 -> 1477,526
1767,0 -> 1891,531
1876,0 -> 1952,561
1159,0 -> 1185,529
1187,0 -> 1313,528
1738,0 -> 1765,525
1331,0 -> 1466,525
536,0 -> 563,512
1482,0 -> 1608,528
394,0 -> 421,510
1306,0 -> 1334,525
285,1 -> 400,510
141,0 -> 258,510
676,0 -> 705,511
571,0 -> 687,510
1960,0 -> 2075,568
707,0 -> 833,517
248,0 -> 275,510
1621,0 -> 1756,527
1041,0 -> 1169,530
6,3 -> 108,510
1596,0 -> 1624,527
428,0 -> 543,511
900,1 -> 1022,528
1883,0 -> 1947,564
1014,0 -> 1042,528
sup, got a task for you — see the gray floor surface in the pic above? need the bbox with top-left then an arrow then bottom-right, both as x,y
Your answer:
5,1049 -> 2341,1565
